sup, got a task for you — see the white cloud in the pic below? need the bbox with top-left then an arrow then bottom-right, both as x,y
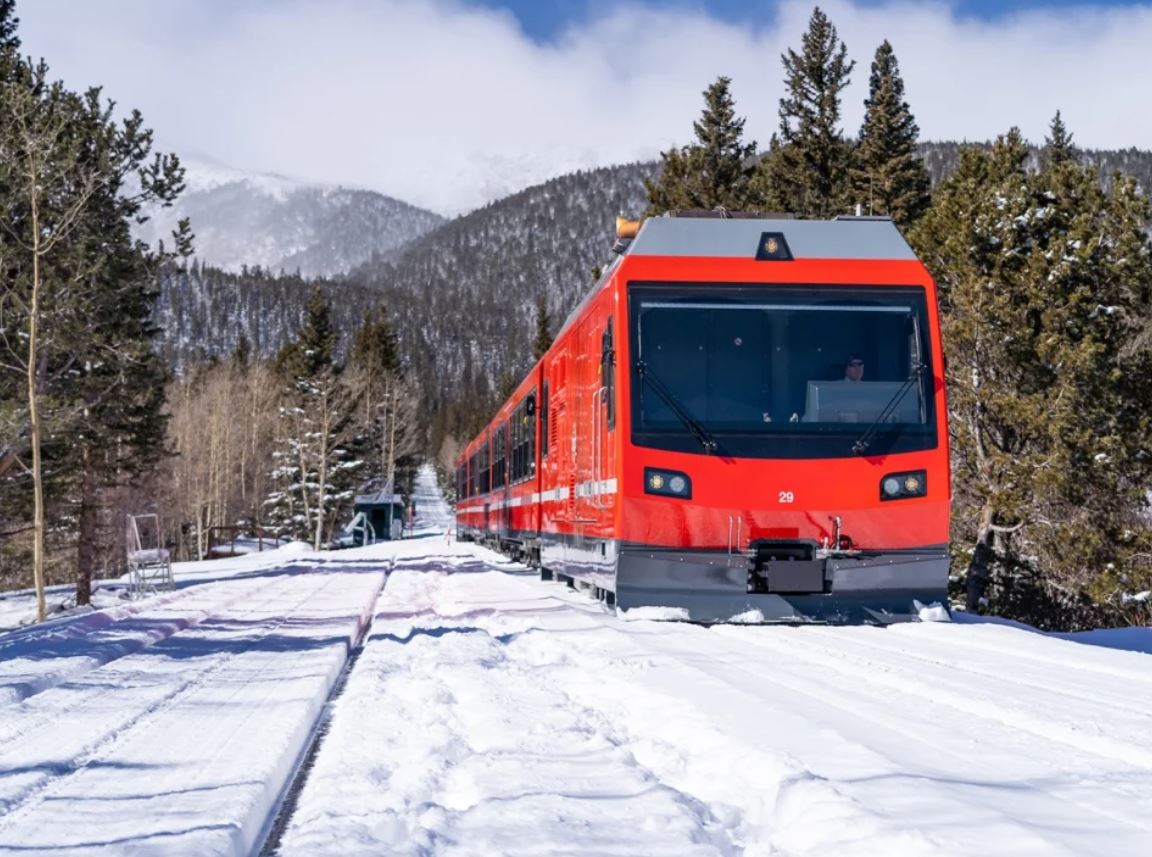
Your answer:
15,0 -> 1152,215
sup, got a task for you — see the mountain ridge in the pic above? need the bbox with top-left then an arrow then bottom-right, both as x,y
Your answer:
139,159 -> 446,278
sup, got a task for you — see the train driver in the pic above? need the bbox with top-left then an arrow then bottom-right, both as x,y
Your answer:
843,354 -> 865,382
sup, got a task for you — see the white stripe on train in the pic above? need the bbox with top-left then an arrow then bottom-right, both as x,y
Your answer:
457,478 -> 618,513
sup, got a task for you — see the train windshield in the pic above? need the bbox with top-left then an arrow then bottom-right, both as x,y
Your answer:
629,283 -> 938,459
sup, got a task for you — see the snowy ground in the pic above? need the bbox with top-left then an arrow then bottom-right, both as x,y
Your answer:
274,552 -> 1152,857
0,541 -> 315,633
1,466 -> 1150,855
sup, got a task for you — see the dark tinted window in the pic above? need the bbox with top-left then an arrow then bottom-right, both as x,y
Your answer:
509,392 -> 537,483
629,283 -> 937,459
602,319 -> 616,429
492,424 -> 507,490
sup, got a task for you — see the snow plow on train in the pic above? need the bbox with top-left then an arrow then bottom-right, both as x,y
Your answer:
456,213 -> 950,623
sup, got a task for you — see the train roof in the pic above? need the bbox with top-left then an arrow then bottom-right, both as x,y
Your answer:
625,215 -> 917,261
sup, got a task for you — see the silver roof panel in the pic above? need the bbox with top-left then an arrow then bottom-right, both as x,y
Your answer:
628,217 -> 917,260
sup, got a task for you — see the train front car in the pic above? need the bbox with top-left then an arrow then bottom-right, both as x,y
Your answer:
613,216 -> 950,624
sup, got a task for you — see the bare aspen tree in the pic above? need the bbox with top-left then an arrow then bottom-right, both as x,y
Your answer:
0,64 -> 100,620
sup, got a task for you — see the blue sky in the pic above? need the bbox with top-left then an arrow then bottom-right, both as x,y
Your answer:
476,0 -> 1152,40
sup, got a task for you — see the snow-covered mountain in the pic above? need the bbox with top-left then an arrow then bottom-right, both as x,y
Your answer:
138,159 -> 446,278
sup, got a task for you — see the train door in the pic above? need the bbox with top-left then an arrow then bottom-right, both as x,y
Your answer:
576,310 -> 617,524
574,314 -> 599,523
550,347 -> 572,524
501,422 -> 513,538
599,315 -> 617,521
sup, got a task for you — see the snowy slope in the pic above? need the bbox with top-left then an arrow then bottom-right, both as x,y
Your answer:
137,158 -> 445,277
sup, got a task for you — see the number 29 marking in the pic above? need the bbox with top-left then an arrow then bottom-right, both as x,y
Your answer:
778,491 -> 795,504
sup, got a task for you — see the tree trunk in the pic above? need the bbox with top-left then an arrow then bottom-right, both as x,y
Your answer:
313,398 -> 329,551
965,508 -> 994,612
75,446 -> 98,606
28,179 -> 47,623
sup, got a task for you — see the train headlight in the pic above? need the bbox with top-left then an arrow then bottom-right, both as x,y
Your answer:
645,467 -> 692,499
880,470 -> 927,501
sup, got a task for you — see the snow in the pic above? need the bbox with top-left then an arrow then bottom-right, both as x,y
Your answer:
0,551 -> 386,855
0,541 -> 313,633
2,465 -> 1150,855
275,480 -> 1152,857
177,157 -> 314,202
914,599 -> 952,622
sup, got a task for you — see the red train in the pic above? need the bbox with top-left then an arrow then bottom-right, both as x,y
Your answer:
456,214 -> 950,623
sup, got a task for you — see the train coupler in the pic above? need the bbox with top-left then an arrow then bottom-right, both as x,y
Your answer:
746,540 -> 828,595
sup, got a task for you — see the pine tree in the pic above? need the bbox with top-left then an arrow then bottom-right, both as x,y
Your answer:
753,7 -> 856,218
295,286 -> 335,375
264,290 -> 366,548
911,126 -> 1152,628
348,306 -> 417,494
1043,110 -> 1075,168
532,293 -> 553,360
232,331 -> 252,373
0,0 -> 18,50
645,76 -> 758,215
350,306 -> 400,376
851,40 -> 930,227
1,28 -> 188,613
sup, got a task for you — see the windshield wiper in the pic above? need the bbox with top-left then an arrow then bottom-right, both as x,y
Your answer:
635,360 -> 718,454
852,363 -> 926,456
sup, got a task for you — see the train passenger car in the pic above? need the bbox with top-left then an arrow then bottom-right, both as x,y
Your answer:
457,214 -> 951,623
456,371 -> 542,560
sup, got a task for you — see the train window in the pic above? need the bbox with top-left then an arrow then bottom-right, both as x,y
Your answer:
540,381 -> 549,458
479,443 -> 490,494
629,283 -> 937,459
505,393 -> 537,483
602,318 -> 615,430
527,391 -> 536,474
524,390 -> 536,480
516,404 -> 526,483
511,410 -> 521,482
502,422 -> 510,487
493,424 -> 507,490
